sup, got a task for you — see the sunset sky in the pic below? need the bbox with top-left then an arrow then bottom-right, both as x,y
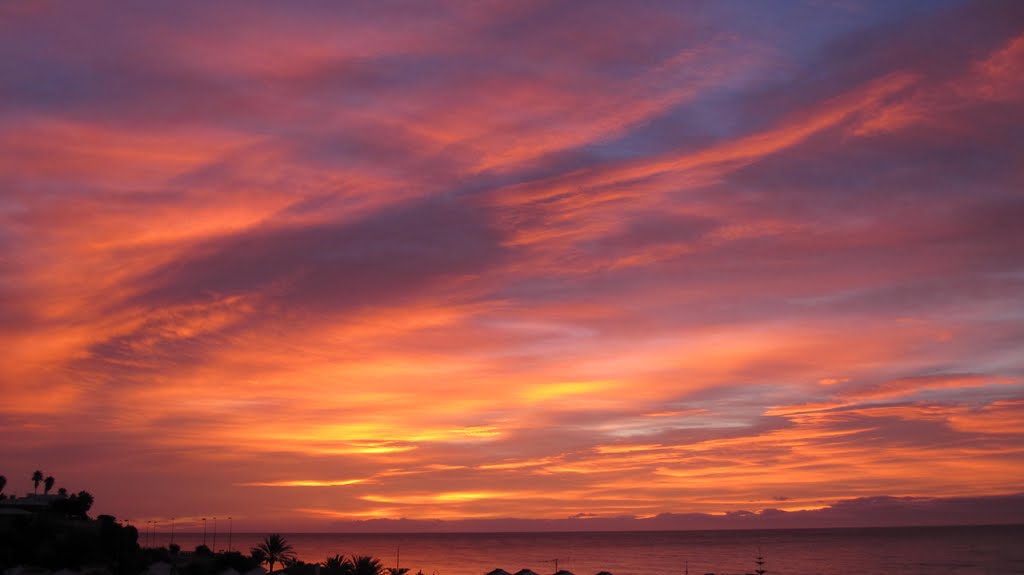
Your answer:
2,0 -> 1023,531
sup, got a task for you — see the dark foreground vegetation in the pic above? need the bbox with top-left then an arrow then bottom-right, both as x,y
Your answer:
2,472 -> 766,575
1,470 -> 125,571
1,470 -> 416,575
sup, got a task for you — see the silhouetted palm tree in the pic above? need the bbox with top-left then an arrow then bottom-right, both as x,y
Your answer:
32,470 -> 43,494
57,487 -> 67,497
253,534 -> 296,574
388,568 -> 410,575
323,555 -> 354,575
251,548 -> 268,568
44,476 -> 55,494
351,555 -> 385,575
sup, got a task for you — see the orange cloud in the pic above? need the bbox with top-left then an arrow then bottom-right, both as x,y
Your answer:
2,1 -> 1022,529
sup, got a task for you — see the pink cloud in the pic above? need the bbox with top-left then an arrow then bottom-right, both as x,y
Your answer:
1,1 -> 1022,529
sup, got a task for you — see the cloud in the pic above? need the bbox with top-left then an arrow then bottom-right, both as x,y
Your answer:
1,1 -> 1023,529
133,196 -> 504,308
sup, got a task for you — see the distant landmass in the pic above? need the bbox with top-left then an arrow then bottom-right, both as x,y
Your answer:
325,493 -> 1024,533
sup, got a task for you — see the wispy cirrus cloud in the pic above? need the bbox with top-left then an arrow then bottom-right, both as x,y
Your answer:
0,0 -> 1022,529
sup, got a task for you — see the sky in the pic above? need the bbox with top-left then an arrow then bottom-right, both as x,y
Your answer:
1,0 -> 1023,532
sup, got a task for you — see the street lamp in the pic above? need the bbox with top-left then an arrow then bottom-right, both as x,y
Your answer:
202,517 -> 207,547
212,517 -> 218,552
228,517 -> 233,552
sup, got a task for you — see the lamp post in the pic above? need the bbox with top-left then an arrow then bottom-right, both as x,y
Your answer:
202,517 -> 207,547
228,517 -> 233,552
212,517 -> 218,552
170,517 -> 175,546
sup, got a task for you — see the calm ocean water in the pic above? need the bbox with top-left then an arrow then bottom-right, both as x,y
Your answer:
156,525 -> 1024,575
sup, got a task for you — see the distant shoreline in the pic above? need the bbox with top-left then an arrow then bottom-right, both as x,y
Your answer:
153,522 -> 1024,536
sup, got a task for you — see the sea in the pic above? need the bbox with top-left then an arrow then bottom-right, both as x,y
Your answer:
154,525 -> 1024,575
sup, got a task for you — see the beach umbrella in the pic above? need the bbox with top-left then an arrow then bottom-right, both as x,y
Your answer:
487,570 -> 512,575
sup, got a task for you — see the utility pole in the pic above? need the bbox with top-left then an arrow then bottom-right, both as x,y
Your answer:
213,517 -> 218,551
202,517 -> 207,547
228,517 -> 233,552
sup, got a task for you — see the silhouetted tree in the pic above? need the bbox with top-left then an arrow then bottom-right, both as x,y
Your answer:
253,534 -> 296,574
351,555 -> 386,575
51,490 -> 95,518
753,550 -> 766,575
217,550 -> 262,573
282,556 -> 306,569
58,486 -> 68,497
388,568 -> 410,575
252,548 -> 269,568
44,475 -> 55,494
0,474 -> 6,499
32,470 -> 44,493
323,554 -> 354,575
323,555 -> 347,568
78,491 -> 94,514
